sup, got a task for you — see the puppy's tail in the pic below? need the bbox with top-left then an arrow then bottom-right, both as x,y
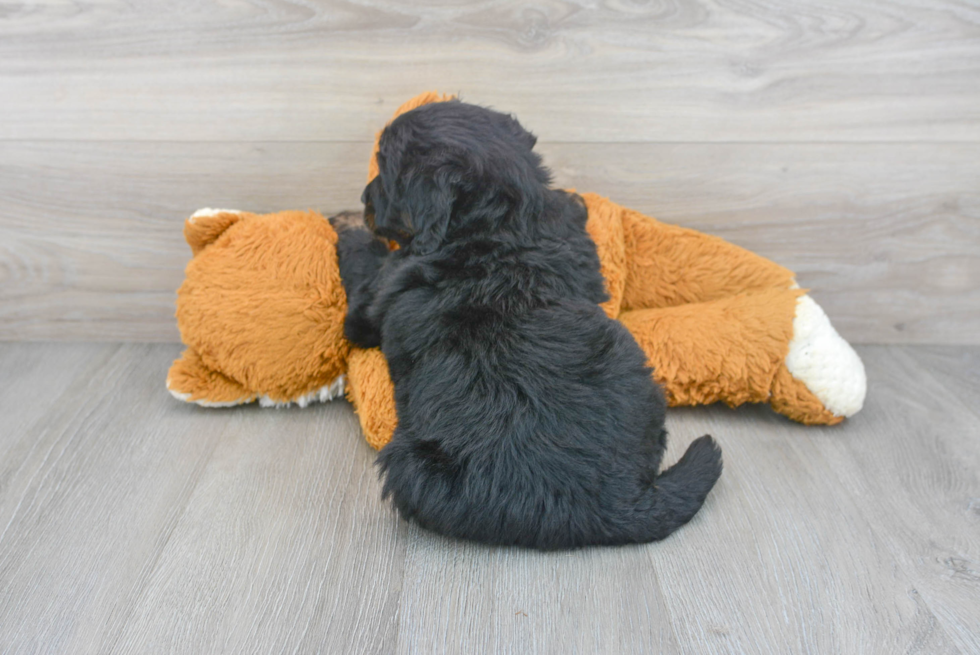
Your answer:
634,435 -> 723,542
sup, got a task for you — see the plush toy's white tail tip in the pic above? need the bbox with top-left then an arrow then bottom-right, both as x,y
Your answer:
786,295 -> 867,418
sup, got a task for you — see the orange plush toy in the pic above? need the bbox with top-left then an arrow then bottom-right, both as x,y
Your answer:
168,93 -> 866,448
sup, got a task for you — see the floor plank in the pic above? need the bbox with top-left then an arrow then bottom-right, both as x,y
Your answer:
0,343 -> 408,654
1,343 -> 978,652
1,0 -> 978,142
901,345 -> 980,425
0,343 -> 114,451
394,527 -> 680,654
2,141 -> 976,344
641,404 -> 959,655
110,397 -> 406,655
783,346 -> 980,653
0,344 -> 230,653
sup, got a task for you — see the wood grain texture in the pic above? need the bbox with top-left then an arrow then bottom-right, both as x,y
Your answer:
2,0 -> 976,343
394,528 -> 681,653
0,343 -> 405,654
0,140 -> 370,342
0,344 -> 230,653
785,346 -> 980,654
639,404 -> 964,655
110,399 -> 406,654
1,342 -> 979,653
902,346 -> 980,424
1,0 -> 978,142
1,141 -> 976,343
0,343 -> 111,451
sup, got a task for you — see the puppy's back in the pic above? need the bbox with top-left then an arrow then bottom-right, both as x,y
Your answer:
379,298 -> 722,549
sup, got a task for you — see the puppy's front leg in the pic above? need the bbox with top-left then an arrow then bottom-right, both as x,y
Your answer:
330,211 -> 389,348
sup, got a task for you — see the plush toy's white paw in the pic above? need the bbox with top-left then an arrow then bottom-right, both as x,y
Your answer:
189,208 -> 243,224
257,375 -> 346,409
785,295 -> 867,418
165,380 -> 252,408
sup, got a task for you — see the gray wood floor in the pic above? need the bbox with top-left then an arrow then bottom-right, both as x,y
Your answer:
1,342 -> 977,654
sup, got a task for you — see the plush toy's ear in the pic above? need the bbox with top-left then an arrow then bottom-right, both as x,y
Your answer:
183,208 -> 249,256
367,91 -> 457,184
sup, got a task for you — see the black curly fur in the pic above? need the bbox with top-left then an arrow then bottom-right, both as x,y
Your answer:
334,100 -> 722,549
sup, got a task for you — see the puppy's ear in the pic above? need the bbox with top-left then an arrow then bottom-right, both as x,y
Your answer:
362,176 -> 404,239
499,112 -> 537,152
407,172 -> 455,255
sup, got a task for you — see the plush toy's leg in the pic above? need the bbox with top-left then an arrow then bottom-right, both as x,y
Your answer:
582,194 -> 797,311
619,289 -> 800,408
619,289 -> 865,425
345,347 -> 397,450
343,288 -> 863,446
583,193 -> 865,424
167,346 -> 257,407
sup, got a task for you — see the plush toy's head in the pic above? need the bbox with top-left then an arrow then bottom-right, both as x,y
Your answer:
166,208 -> 349,407
167,92 -> 460,410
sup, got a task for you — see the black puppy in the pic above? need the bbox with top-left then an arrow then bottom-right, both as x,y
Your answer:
334,100 -> 722,549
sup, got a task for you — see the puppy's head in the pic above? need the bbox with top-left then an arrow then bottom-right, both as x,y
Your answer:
362,100 -> 550,254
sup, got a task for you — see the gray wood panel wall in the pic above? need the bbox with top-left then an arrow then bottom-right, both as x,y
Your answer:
2,0 -> 978,344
